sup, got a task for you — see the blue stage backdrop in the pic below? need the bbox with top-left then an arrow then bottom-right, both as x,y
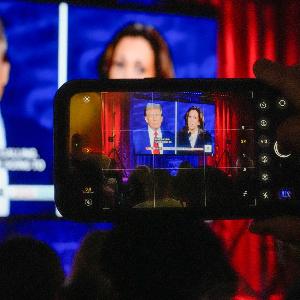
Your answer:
68,5 -> 217,79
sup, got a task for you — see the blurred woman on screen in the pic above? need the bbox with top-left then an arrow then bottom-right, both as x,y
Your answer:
97,23 -> 174,169
98,23 -> 174,79
177,106 -> 212,151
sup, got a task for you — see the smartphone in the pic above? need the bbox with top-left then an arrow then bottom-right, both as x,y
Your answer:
54,79 -> 300,220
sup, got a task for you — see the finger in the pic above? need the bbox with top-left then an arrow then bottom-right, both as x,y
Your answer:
253,59 -> 300,110
277,116 -> 300,154
253,59 -> 287,85
249,216 -> 300,242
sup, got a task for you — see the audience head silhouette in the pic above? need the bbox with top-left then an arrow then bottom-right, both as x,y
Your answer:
65,220 -> 237,300
0,236 -> 64,300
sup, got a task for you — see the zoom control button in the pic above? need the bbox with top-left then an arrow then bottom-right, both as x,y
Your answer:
83,186 -> 94,194
258,135 -> 271,148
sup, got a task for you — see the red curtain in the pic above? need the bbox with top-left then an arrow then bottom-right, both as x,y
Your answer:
197,0 -> 300,298
214,97 -> 239,174
100,92 -> 130,168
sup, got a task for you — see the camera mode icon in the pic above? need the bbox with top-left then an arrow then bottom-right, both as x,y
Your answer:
277,98 -> 288,109
242,190 -> 249,198
84,198 -> 93,207
260,190 -> 271,201
259,154 -> 270,165
259,101 -> 269,110
260,172 -> 271,183
279,188 -> 292,200
258,118 -> 269,129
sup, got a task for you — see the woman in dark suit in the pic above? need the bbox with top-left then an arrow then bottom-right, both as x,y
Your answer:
177,106 -> 212,151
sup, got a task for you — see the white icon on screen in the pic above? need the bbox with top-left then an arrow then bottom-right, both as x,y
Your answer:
274,141 -> 291,158
260,119 -> 268,127
204,144 -> 212,153
262,192 -> 269,199
261,173 -> 269,182
84,199 -> 93,206
259,101 -> 268,109
83,95 -> 90,103
278,99 -> 287,108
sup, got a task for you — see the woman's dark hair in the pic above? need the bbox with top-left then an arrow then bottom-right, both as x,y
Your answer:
184,106 -> 204,131
98,23 -> 174,78
0,18 -> 8,62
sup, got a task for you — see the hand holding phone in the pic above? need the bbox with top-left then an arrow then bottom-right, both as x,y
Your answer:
249,59 -> 300,241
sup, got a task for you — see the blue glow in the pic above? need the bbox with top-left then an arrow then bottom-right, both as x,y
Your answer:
279,188 -> 293,200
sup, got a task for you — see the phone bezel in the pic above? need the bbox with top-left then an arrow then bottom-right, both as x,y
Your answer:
54,78 -> 299,221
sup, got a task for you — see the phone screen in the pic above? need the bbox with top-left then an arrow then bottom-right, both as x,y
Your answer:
65,87 -> 295,214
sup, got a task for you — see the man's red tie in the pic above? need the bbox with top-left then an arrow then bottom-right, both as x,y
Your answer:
153,130 -> 160,154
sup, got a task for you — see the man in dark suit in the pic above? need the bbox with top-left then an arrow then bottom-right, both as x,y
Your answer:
133,103 -> 174,155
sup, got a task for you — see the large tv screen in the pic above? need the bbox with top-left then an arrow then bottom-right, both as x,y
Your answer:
0,0 -> 217,216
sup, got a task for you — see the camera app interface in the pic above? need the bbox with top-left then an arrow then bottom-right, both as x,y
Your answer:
68,90 -> 293,211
